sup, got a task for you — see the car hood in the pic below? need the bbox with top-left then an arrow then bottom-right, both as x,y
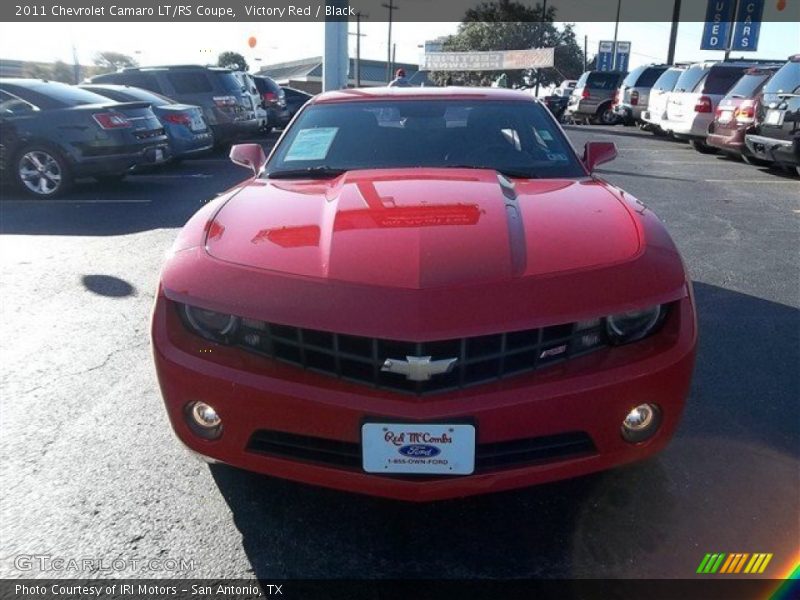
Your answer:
204,168 -> 642,289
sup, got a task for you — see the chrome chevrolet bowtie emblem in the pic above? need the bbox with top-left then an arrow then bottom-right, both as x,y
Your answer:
381,356 -> 458,382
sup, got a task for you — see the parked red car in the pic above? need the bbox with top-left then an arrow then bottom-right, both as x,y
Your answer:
152,88 -> 697,501
706,66 -> 781,161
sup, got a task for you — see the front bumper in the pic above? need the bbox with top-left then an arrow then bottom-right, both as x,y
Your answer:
744,134 -> 799,167
152,292 -> 697,501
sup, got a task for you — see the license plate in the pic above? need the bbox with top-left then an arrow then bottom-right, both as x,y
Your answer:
765,109 -> 784,126
189,117 -> 206,132
718,110 -> 733,124
362,423 -> 475,475
154,148 -> 165,162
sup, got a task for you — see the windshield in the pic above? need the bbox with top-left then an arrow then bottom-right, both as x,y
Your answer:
100,86 -> 172,106
585,72 -> 622,89
652,68 -> 683,92
763,61 -> 800,95
703,67 -> 750,94
16,82 -> 114,109
674,65 -> 707,93
724,72 -> 771,98
622,67 -> 646,87
265,100 -> 585,180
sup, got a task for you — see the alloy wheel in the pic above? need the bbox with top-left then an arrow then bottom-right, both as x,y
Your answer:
19,150 -> 63,196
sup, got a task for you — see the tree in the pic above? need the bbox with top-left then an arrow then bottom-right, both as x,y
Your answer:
217,51 -> 248,72
50,60 -> 75,84
429,0 -> 586,89
23,63 -> 52,80
93,51 -> 138,74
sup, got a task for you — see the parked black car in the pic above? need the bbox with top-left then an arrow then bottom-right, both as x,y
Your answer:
0,79 -> 169,198
745,55 -> 800,175
252,75 -> 289,130
79,84 -> 214,160
89,65 -> 260,145
281,86 -> 313,121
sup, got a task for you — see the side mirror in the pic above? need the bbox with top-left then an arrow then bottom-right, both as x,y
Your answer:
229,143 -> 267,176
583,141 -> 617,173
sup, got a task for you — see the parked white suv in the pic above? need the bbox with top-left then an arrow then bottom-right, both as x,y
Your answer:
640,65 -> 688,134
661,60 -> 770,152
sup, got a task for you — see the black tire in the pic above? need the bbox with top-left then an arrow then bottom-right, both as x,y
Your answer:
14,144 -> 72,198
598,106 -> 619,125
689,139 -> 718,154
94,173 -> 127,184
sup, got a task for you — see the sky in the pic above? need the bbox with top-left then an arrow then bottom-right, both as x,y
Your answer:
0,20 -> 796,73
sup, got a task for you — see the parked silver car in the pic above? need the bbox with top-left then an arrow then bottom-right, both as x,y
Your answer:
564,70 -> 626,124
613,64 -> 670,124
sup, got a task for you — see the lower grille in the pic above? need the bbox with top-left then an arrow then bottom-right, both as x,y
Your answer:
246,430 -> 596,473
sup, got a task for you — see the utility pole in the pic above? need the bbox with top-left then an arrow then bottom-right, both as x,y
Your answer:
611,0 -> 622,70
667,0 -> 681,64
534,0 -> 548,97
583,34 -> 588,71
392,43 -> 397,77
71,43 -> 80,84
348,11 -> 367,87
382,0 -> 398,83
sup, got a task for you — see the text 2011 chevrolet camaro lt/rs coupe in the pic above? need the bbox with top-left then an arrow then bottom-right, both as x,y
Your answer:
152,87 -> 697,501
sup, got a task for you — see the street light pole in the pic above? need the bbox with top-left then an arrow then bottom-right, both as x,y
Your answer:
612,0 -> 621,70
348,11 -> 367,87
534,0 -> 548,97
382,0 -> 398,83
667,0 -> 681,64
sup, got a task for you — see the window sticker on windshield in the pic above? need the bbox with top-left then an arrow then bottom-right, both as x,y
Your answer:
539,130 -> 553,141
547,152 -> 568,162
285,127 -> 339,161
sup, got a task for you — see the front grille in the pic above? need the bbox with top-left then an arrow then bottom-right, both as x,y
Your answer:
246,429 -> 597,473
229,317 -> 608,395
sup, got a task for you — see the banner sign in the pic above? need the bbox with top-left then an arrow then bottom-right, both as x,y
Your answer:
731,0 -> 764,51
422,48 -> 555,71
614,41 -> 631,72
597,41 -> 615,71
701,0 -> 737,50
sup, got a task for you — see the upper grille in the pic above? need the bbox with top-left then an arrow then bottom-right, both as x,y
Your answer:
226,315 -> 608,395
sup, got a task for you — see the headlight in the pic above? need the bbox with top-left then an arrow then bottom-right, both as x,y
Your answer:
605,305 -> 664,344
182,304 -> 239,341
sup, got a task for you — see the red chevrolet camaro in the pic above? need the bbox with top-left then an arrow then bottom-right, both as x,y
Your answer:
152,87 -> 697,501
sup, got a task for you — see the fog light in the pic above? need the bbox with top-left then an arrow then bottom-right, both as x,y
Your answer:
621,403 -> 661,443
186,401 -> 222,439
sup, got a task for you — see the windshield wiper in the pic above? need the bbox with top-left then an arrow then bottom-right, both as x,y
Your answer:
267,166 -> 346,179
446,165 -> 541,179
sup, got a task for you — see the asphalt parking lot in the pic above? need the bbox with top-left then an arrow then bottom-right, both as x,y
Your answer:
1,125 -> 798,580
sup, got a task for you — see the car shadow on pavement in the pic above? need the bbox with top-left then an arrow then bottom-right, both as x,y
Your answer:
208,282 -> 799,579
